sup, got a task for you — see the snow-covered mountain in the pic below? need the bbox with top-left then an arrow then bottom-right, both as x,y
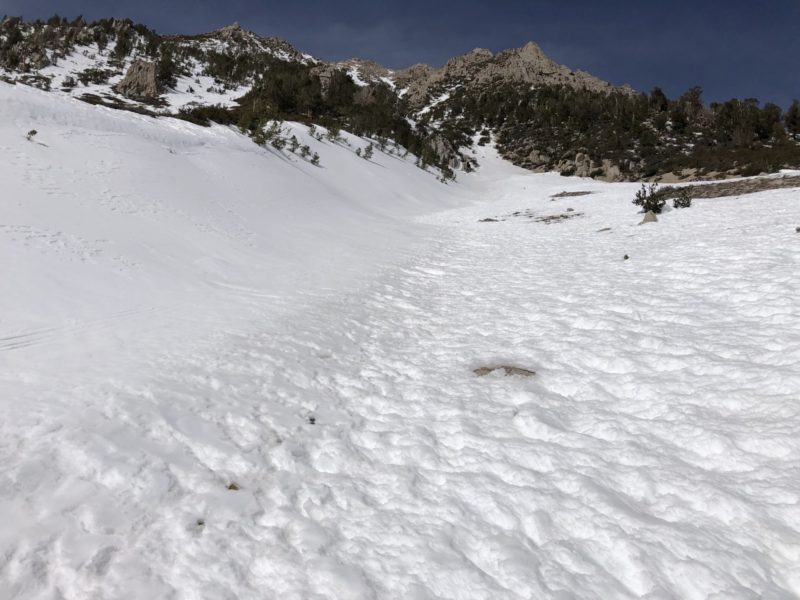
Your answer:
3,11 -> 800,599
0,18 -> 625,116
2,15 -> 799,181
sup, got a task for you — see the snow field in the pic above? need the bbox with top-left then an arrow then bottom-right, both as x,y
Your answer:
2,82 -> 800,599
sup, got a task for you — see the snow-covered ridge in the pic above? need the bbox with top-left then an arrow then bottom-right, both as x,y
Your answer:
0,16 -> 626,123
0,17 -> 314,117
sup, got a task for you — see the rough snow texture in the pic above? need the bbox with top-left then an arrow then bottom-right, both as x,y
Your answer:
2,82 -> 800,599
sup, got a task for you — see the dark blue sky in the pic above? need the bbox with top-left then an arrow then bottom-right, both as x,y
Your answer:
3,0 -> 798,106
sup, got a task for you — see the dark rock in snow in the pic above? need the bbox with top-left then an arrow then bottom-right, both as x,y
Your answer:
474,365 -> 536,378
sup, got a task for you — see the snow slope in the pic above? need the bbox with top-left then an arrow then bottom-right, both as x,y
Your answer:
0,82 -> 462,381
2,82 -> 800,599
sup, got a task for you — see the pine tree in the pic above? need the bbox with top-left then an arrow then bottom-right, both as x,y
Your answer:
786,100 -> 800,139
363,143 -> 374,160
326,124 -> 341,142
649,87 -> 669,112
156,50 -> 177,89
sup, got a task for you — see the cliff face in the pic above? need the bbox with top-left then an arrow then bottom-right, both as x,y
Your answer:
113,60 -> 160,100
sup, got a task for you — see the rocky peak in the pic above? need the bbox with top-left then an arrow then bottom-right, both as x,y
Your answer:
384,41 -> 627,109
460,47 -> 494,63
179,24 -> 310,64
338,58 -> 392,80
443,47 -> 494,74
470,47 -> 494,58
203,22 -> 259,47
396,63 -> 435,79
215,22 -> 245,41
518,41 -> 548,59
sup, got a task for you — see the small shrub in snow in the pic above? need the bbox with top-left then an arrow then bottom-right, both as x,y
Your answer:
633,183 -> 666,214
264,121 -> 283,141
252,121 -> 285,148
672,188 -> 693,209
251,129 -> 267,146
438,164 -> 456,183
363,143 -> 374,160
560,166 -> 576,177
25,129 -> 37,141
326,124 -> 341,143
311,153 -> 320,166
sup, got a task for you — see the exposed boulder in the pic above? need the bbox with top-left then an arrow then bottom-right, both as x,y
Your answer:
601,159 -> 623,182
574,152 -> 593,178
640,211 -> 659,225
528,149 -> 551,167
113,60 -> 161,100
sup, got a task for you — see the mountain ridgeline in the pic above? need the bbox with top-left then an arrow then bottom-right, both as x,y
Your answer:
2,15 -> 799,180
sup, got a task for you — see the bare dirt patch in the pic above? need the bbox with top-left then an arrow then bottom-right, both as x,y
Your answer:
551,191 -> 595,198
534,212 -> 585,224
480,209 -> 585,224
474,366 -> 536,378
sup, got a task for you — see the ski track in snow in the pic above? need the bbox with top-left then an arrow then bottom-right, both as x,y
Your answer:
2,84 -> 800,599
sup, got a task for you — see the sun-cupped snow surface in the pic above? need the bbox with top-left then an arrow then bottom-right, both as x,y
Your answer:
2,82 -> 800,599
